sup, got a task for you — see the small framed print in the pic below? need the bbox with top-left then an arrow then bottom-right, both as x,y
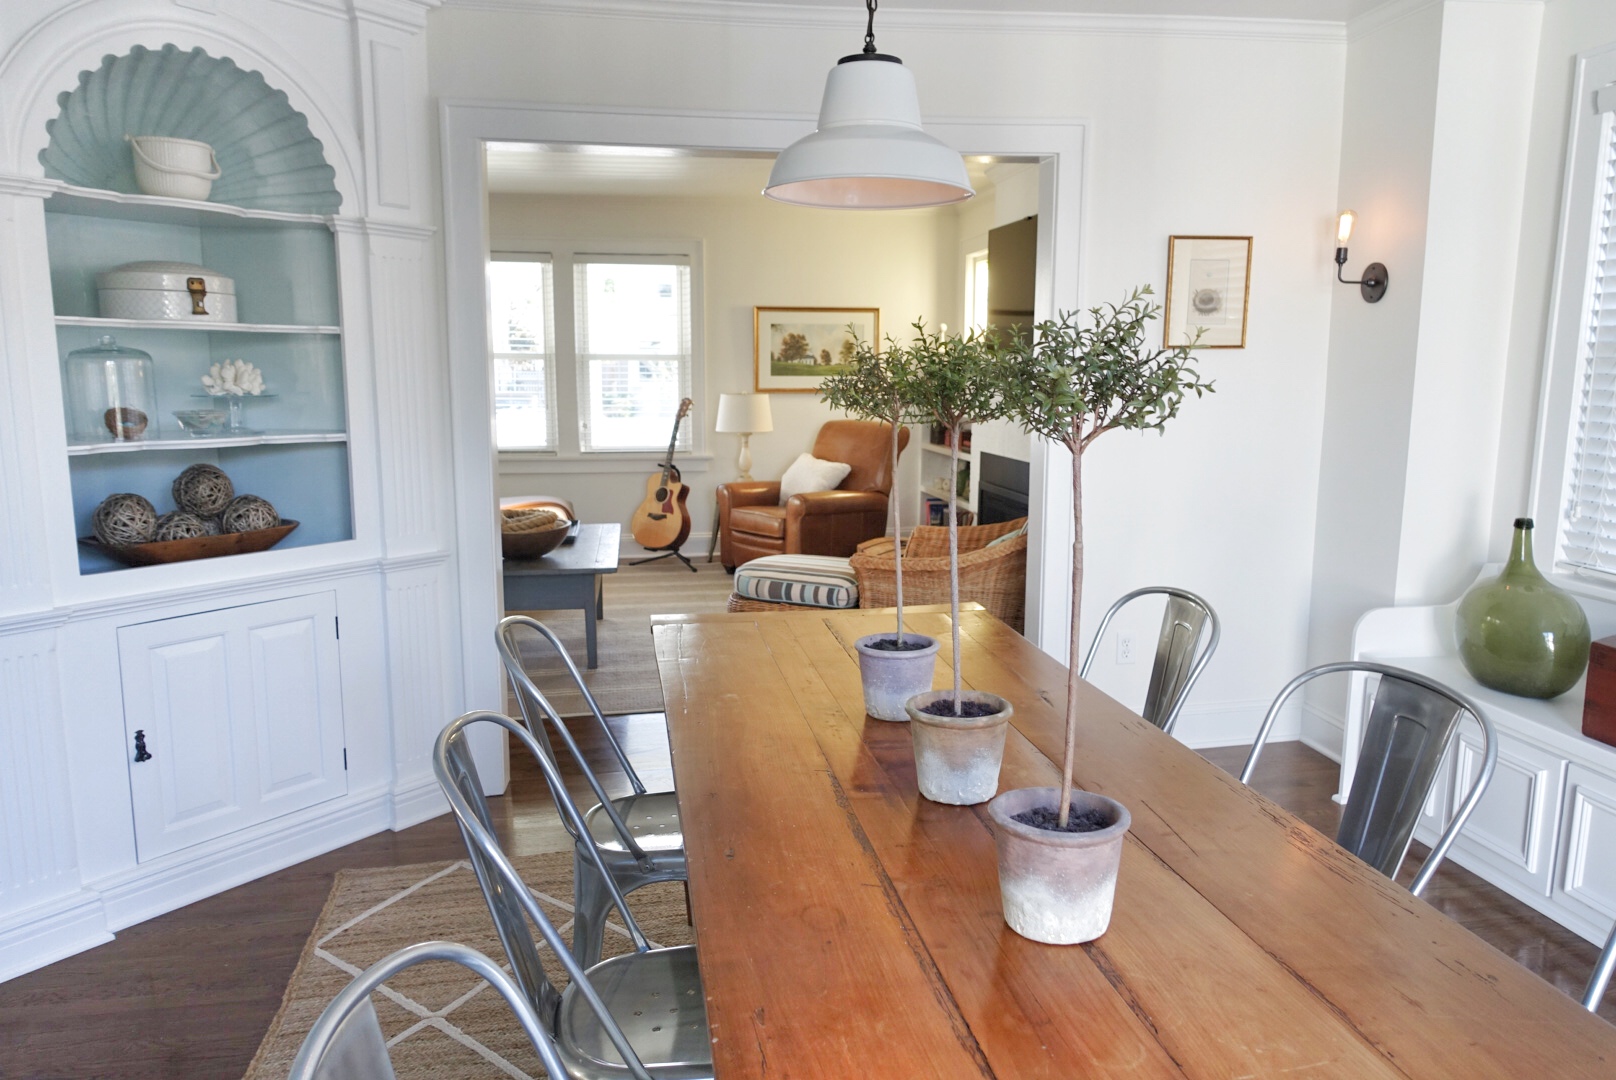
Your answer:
754,306 -> 879,392
1164,236 -> 1252,349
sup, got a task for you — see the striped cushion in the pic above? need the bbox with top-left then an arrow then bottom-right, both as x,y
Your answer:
734,554 -> 859,609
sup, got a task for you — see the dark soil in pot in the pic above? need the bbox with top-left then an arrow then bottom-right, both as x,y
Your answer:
918,699 -> 1001,718
1013,805 -> 1115,832
863,637 -> 935,652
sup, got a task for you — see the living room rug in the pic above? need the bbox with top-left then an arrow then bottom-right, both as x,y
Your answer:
507,557 -> 733,718
242,854 -> 693,1080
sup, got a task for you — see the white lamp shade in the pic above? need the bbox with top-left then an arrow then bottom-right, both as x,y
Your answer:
765,58 -> 974,210
715,393 -> 773,434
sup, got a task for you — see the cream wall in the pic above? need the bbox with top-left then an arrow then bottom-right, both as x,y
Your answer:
433,5 -> 1346,747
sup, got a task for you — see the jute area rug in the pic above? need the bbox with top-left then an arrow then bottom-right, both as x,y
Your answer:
243,854 -> 693,1079
508,558 -> 734,718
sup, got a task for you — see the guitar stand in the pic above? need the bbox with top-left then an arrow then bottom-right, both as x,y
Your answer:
630,546 -> 698,572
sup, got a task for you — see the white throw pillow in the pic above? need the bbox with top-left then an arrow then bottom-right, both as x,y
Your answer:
778,453 -> 853,505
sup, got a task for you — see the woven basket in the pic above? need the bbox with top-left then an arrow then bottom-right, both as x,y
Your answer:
849,518 -> 1028,633
501,507 -> 570,558
726,593 -> 814,613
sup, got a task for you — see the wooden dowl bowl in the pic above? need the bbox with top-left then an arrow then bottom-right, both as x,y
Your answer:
80,520 -> 299,566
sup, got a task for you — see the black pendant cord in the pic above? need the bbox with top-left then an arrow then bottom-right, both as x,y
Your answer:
864,0 -> 879,54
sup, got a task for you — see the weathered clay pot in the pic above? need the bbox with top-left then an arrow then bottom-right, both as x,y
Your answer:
855,633 -> 940,722
986,786 -> 1130,944
905,690 -> 1011,805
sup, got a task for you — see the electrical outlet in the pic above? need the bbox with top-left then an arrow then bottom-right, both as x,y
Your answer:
1117,633 -> 1136,664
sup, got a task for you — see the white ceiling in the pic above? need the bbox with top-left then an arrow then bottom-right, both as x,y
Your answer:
704,0 -> 1378,17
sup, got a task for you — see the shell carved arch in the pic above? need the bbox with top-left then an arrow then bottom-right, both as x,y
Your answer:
40,43 -> 341,214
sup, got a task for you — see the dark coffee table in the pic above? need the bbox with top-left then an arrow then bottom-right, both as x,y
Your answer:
502,522 -> 620,668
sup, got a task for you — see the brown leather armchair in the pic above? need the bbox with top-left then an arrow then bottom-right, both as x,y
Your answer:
718,420 -> 910,571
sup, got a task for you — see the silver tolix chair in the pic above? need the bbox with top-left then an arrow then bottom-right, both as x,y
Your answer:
1079,586 -> 1221,736
496,616 -> 687,969
1586,922 -> 1616,1013
1241,661 -> 1498,897
434,711 -> 712,1080
289,941 -> 565,1080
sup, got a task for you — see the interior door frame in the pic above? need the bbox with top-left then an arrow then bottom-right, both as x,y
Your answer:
439,100 -> 1089,764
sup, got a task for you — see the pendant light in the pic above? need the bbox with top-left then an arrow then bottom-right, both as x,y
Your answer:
765,0 -> 974,209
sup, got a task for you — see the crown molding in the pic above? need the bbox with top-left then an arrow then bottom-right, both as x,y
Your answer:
440,0 -> 1349,45
1346,0 -> 1541,42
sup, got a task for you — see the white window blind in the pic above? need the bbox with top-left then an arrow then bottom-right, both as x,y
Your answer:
573,256 -> 693,453
489,255 -> 556,450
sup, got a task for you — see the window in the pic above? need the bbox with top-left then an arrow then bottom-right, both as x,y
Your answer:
1543,48 -> 1616,579
965,249 -> 990,334
488,246 -> 699,456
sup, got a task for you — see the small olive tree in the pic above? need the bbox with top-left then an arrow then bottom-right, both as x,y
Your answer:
1001,287 -> 1213,826
819,336 -> 925,645
904,324 -> 1007,712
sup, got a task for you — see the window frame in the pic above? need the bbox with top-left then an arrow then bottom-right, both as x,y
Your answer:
488,252 -> 557,452
1531,41 -> 1616,595
491,239 -> 706,467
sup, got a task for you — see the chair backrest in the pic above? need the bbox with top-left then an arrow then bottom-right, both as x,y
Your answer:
812,420 -> 909,494
288,941 -> 566,1080
495,616 -> 648,858
1079,587 -> 1220,736
1240,662 -> 1498,897
433,711 -> 652,1050
1585,922 -> 1616,1012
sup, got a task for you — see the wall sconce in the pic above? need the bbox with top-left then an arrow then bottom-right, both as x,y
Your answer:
1334,210 -> 1388,303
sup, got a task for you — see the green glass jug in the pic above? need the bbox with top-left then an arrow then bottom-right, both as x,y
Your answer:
1455,518 -> 1590,699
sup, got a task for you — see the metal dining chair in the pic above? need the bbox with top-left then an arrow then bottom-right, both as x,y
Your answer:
1079,586 -> 1220,736
434,710 -> 711,1080
496,615 -> 687,969
288,941 -> 567,1080
1585,922 -> 1616,1012
1240,661 -> 1498,897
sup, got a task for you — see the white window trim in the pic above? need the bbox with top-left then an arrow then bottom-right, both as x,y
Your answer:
494,238 -> 706,465
1531,41 -> 1616,602
489,252 -> 557,452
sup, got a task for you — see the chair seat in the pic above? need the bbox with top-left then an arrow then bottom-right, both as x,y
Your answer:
557,945 -> 712,1080
728,504 -> 787,538
586,792 -> 684,854
733,554 -> 859,609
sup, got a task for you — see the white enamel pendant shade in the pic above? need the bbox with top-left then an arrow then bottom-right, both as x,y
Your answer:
41,44 -> 341,214
765,56 -> 973,210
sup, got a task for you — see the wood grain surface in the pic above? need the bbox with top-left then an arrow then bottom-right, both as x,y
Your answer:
653,607 -> 1616,1079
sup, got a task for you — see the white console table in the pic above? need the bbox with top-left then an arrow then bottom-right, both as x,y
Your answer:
1352,567 -> 1616,945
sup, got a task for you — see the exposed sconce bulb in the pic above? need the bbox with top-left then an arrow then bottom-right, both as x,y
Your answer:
939,323 -> 949,334
1336,210 -> 1357,246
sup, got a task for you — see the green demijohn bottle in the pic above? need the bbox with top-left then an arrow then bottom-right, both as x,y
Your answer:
1455,518 -> 1591,699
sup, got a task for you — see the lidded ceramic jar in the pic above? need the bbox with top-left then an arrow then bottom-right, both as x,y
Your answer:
63,335 -> 156,443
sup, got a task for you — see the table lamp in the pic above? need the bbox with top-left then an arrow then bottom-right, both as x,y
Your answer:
715,393 -> 773,481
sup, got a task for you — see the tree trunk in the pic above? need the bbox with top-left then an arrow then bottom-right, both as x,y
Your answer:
1059,440 -> 1083,829
950,428 -> 962,707
891,418 -> 904,645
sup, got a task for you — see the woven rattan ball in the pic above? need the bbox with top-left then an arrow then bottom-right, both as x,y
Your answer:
221,494 -> 279,533
92,493 -> 157,546
172,463 -> 234,516
153,511 -> 211,542
201,515 -> 224,536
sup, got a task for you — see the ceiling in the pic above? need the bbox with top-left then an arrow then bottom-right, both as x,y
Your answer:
471,0 -> 1392,23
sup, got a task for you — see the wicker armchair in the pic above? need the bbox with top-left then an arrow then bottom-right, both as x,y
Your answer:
849,517 -> 1028,632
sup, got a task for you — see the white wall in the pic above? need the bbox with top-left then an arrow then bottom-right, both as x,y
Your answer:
432,5 -> 1346,747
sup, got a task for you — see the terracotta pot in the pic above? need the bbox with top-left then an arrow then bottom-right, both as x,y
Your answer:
904,690 -> 1011,805
855,633 -> 940,722
986,786 -> 1130,944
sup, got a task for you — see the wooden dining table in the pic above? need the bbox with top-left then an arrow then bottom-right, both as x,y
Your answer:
650,605 -> 1616,1078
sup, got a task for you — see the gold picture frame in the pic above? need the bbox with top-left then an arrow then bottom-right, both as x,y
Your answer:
1164,236 -> 1252,349
754,306 -> 880,392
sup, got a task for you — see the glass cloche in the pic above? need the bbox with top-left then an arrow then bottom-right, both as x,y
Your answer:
63,335 -> 156,443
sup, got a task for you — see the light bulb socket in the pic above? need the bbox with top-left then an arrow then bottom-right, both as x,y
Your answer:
840,52 -> 903,64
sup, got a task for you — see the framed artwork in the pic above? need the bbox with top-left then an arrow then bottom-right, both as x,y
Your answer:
754,306 -> 879,392
1163,236 -> 1252,349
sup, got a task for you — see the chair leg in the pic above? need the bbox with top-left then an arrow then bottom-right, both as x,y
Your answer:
571,846 -> 614,970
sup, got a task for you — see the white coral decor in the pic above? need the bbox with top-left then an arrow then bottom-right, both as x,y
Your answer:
201,359 -> 265,396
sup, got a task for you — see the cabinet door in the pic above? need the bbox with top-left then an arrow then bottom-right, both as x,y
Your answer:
1558,764 -> 1616,933
1448,730 -> 1563,896
120,593 -> 345,861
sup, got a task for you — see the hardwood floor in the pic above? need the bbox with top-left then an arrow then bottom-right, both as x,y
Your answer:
0,729 -> 1607,1078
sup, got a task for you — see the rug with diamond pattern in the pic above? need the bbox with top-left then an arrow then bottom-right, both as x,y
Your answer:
242,854 -> 693,1079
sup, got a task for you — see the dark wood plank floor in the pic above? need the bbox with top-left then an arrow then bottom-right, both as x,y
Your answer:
0,728 -> 1607,1078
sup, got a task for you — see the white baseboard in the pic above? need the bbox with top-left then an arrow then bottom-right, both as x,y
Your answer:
0,891 -> 111,984
1173,698 -> 1298,750
392,776 -> 450,829
1300,701 -> 1345,762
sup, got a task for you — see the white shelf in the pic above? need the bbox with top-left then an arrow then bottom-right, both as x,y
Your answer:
921,443 -> 971,457
44,184 -> 334,229
56,316 -> 341,335
921,483 -> 973,509
68,431 -> 348,456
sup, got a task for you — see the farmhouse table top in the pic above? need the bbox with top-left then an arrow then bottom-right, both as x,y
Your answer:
649,606 -> 1616,1079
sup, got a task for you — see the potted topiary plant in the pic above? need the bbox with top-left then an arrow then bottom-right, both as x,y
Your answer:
990,285 -> 1212,943
898,324 -> 1015,805
819,334 -> 939,722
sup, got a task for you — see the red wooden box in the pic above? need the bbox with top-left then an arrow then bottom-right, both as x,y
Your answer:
1582,635 -> 1616,748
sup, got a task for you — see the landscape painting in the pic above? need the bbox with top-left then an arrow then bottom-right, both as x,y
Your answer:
754,306 -> 879,392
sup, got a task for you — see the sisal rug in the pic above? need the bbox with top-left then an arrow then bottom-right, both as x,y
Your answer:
507,557 -> 733,718
243,853 -> 693,1079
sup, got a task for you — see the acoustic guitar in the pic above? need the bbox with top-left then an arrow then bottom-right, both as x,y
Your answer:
629,398 -> 694,551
